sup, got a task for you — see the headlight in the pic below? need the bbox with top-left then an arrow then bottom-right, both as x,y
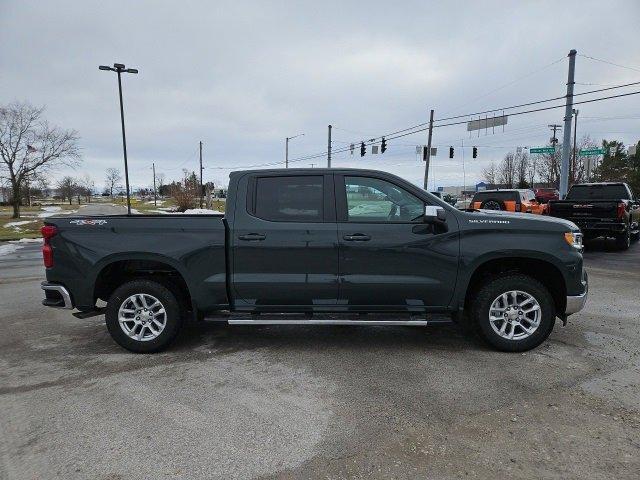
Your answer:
564,231 -> 583,250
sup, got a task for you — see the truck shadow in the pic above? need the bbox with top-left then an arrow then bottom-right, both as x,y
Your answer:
170,320 -> 488,354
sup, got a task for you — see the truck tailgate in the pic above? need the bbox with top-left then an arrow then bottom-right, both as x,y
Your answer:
549,200 -> 618,221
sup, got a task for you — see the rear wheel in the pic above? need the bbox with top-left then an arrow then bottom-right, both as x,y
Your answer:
105,279 -> 183,353
615,227 -> 631,250
471,274 -> 556,352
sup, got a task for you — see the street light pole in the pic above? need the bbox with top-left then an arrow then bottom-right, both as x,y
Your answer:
99,63 -> 138,215
285,133 -> 304,168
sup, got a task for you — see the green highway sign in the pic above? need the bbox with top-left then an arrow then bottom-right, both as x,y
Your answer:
579,148 -> 605,156
529,147 -> 555,154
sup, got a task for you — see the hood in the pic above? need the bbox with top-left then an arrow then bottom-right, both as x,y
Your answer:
465,209 -> 578,231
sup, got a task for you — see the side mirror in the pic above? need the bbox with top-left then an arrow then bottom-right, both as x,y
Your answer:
424,205 -> 446,223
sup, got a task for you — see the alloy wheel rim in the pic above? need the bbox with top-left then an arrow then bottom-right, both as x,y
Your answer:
489,290 -> 541,341
118,293 -> 167,342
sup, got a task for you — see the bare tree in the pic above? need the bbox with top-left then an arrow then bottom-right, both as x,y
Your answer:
498,152 -> 517,188
57,176 -> 77,205
156,172 -> 166,196
516,152 -> 530,188
79,174 -> 95,202
105,168 -> 122,198
0,102 -> 81,218
482,161 -> 497,186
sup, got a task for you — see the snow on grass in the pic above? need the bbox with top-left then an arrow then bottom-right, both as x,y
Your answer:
38,206 -> 62,218
10,238 -> 42,244
5,220 -> 36,228
183,208 -> 224,215
146,200 -> 165,205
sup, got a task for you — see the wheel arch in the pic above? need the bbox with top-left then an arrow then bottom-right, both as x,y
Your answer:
461,255 -> 567,316
92,254 -> 195,315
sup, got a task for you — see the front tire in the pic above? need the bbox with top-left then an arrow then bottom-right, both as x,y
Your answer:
105,279 -> 183,353
471,274 -> 556,352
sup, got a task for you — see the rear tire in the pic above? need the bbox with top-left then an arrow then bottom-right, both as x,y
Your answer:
471,274 -> 556,352
615,227 -> 631,250
105,279 -> 183,353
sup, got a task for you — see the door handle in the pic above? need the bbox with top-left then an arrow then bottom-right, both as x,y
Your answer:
238,233 -> 266,241
343,234 -> 371,241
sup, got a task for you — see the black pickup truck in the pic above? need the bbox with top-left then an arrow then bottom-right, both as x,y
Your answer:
548,182 -> 640,250
41,168 -> 588,353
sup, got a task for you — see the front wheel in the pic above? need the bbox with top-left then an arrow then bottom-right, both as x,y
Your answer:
471,274 -> 556,352
105,279 -> 183,353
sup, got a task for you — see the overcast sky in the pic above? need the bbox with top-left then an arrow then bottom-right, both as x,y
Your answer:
2,0 -> 640,191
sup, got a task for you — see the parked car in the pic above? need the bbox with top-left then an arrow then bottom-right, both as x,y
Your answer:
534,188 -> 560,204
454,198 -> 472,210
470,189 -> 546,214
41,168 -> 587,353
548,182 -> 640,250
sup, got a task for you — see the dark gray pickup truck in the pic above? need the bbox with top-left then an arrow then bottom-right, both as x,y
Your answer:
548,182 -> 640,250
41,168 -> 588,353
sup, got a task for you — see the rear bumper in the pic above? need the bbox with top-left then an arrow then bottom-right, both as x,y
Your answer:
565,270 -> 588,315
572,220 -> 626,235
41,282 -> 73,309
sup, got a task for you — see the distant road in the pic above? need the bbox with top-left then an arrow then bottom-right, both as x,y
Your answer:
74,204 -> 128,215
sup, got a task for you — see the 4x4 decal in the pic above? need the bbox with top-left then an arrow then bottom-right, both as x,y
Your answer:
70,219 -> 108,226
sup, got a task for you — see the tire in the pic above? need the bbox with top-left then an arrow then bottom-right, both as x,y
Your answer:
471,274 -> 556,352
480,199 -> 506,211
614,227 -> 631,250
105,279 -> 183,353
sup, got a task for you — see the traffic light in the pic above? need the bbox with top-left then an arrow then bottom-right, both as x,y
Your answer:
360,142 -> 366,157
449,146 -> 454,158
472,146 -> 478,158
381,137 -> 387,153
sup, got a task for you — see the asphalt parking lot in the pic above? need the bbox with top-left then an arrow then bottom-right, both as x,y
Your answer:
1,240 -> 639,479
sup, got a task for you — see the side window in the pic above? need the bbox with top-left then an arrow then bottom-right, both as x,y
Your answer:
254,176 -> 323,222
345,176 -> 424,222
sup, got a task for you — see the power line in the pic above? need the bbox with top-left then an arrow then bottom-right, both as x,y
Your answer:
578,54 -> 640,73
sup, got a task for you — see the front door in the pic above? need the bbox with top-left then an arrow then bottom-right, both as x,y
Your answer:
335,174 -> 459,311
231,173 -> 339,309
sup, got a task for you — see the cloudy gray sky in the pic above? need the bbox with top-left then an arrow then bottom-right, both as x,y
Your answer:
2,0 -> 640,191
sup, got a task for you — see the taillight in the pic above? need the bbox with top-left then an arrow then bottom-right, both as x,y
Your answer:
41,225 -> 57,268
617,202 -> 626,219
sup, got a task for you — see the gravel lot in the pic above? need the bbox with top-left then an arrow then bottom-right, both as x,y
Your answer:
1,239 -> 638,479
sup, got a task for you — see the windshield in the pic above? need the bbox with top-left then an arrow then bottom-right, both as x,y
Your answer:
566,184 -> 629,200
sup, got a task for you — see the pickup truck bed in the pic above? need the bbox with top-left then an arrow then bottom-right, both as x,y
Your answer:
43,214 -> 228,312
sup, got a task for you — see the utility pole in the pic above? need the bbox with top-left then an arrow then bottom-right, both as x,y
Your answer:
327,125 -> 332,168
572,109 -> 579,181
152,162 -> 157,207
199,141 -> 203,208
560,49 -> 577,198
423,109 -> 434,190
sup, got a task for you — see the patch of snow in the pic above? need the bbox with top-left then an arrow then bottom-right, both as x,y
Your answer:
157,206 -> 178,212
148,209 -> 171,215
10,238 -> 42,244
146,200 -> 165,205
0,243 -> 23,256
38,206 -> 62,218
183,208 -> 224,215
5,220 -> 36,227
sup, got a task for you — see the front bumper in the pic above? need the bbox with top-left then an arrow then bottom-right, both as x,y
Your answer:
565,270 -> 588,315
41,282 -> 73,309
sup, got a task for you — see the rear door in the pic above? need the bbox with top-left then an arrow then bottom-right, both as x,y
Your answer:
335,173 -> 459,310
231,173 -> 339,309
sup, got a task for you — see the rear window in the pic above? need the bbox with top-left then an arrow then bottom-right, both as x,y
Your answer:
472,191 -> 518,203
566,184 -> 630,200
253,175 -> 324,222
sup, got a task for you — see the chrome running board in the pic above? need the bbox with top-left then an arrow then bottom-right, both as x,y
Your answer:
228,319 -> 430,326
